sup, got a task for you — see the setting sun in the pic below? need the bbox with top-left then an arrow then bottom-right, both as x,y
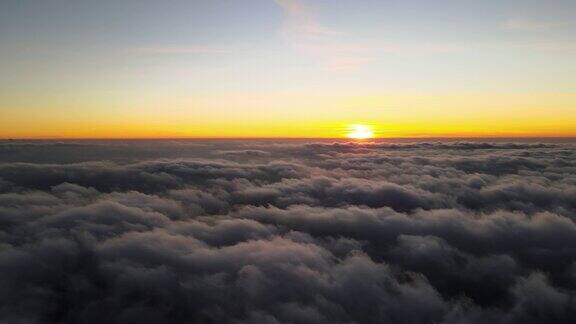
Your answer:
346,124 -> 375,139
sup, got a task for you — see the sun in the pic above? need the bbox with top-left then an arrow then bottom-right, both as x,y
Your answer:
346,124 -> 375,139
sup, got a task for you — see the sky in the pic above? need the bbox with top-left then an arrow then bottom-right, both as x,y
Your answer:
1,0 -> 575,138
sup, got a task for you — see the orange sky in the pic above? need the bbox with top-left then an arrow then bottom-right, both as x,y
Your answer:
2,92 -> 575,139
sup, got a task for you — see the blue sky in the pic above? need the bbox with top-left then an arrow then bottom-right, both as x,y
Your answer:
1,0 -> 574,92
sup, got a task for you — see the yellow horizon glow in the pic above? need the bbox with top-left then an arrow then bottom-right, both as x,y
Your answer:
1,92 -> 575,139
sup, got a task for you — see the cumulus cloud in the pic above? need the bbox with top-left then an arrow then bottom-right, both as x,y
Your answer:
0,139 -> 575,323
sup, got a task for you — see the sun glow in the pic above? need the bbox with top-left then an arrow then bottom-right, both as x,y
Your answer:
346,124 -> 375,139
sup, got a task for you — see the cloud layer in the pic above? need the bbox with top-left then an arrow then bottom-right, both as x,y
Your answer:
1,139 -> 575,323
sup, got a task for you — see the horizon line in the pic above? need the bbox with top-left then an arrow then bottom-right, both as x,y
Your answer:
2,136 -> 576,141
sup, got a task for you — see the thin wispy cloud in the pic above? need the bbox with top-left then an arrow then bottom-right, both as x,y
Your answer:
517,41 -> 576,53
272,0 -> 465,71
273,0 -> 372,71
131,45 -> 232,54
502,17 -> 567,31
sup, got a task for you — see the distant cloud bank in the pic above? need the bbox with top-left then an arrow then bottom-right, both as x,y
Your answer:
0,140 -> 575,323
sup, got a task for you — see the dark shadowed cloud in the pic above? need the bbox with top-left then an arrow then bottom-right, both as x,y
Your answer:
0,139 -> 575,323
